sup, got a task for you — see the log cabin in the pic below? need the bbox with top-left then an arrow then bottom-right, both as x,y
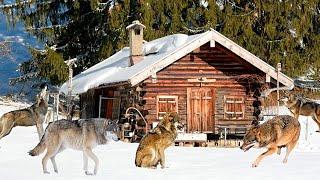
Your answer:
60,21 -> 294,142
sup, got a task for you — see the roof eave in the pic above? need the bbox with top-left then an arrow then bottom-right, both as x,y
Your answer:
96,81 -> 130,89
210,28 -> 294,88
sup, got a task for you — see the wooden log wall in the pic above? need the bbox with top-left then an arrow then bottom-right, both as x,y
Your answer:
81,88 -> 121,119
140,42 -> 265,131
80,89 -> 98,118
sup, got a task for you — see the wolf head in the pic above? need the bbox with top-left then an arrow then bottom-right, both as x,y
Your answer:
104,119 -> 120,142
240,126 -> 261,152
280,92 -> 304,105
161,112 -> 183,131
35,84 -> 49,106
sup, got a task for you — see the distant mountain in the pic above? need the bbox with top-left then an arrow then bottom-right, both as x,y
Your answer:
0,13 -> 43,96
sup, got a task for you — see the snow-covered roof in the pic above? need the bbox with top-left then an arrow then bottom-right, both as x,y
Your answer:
294,79 -> 320,90
60,29 -> 294,95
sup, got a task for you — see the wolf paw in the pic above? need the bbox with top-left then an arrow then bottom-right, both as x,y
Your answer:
54,170 -> 58,173
251,163 -> 259,168
282,159 -> 288,164
85,171 -> 96,176
277,149 -> 281,155
43,171 -> 50,174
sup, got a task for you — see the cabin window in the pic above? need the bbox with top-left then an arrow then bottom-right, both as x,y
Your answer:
224,96 -> 245,119
157,95 -> 178,120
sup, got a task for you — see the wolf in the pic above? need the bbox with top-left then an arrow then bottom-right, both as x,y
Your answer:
281,93 -> 320,132
135,112 -> 181,169
28,118 -> 120,175
240,115 -> 300,167
0,85 -> 48,141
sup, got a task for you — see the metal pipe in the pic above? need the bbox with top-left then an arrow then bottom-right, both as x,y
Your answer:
261,64 -> 295,98
260,85 -> 294,98
125,107 -> 148,133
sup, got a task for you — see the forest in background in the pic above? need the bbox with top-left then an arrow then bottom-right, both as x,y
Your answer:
0,0 -> 319,87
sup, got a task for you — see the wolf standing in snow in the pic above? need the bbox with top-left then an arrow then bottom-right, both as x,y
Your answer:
29,118 -> 120,175
281,93 -> 320,132
240,115 -> 300,167
135,112 -> 181,169
0,84 -> 48,141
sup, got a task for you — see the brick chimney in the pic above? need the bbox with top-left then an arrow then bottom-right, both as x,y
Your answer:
126,20 -> 145,66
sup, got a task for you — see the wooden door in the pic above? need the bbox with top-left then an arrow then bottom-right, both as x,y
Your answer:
104,89 -> 114,119
187,88 -> 215,132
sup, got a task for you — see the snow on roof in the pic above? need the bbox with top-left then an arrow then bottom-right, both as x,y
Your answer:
60,33 -> 196,94
126,20 -> 146,29
294,79 -> 320,90
60,30 -> 294,95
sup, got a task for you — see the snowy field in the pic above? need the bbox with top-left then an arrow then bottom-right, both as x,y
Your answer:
1,103 -> 320,180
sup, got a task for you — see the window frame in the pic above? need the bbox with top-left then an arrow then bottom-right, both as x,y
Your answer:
156,95 -> 178,120
223,95 -> 245,120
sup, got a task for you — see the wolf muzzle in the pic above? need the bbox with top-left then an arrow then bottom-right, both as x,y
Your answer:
279,96 -> 288,102
240,142 -> 257,152
176,122 -> 184,131
106,132 -> 120,142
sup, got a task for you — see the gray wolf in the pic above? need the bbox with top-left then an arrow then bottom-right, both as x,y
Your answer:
240,115 -> 300,167
281,93 -> 320,132
135,112 -> 181,168
29,118 -> 120,175
0,85 -> 48,141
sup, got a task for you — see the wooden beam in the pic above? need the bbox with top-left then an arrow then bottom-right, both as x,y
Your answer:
210,39 -> 215,47
266,74 -> 271,83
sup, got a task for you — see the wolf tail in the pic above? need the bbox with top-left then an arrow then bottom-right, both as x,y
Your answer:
28,123 -> 51,156
135,151 -> 141,167
135,158 -> 141,167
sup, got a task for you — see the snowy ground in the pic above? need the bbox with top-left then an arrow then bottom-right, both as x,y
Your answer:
1,103 -> 320,180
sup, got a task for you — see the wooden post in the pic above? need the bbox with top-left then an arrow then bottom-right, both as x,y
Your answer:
51,93 -> 60,121
98,95 -> 102,118
306,117 -> 309,141
67,62 -> 73,120
65,58 -> 77,120
56,93 -> 59,121
276,63 -> 281,115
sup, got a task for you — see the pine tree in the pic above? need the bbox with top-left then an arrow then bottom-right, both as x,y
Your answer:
1,0 -> 319,87
1,0 -> 113,85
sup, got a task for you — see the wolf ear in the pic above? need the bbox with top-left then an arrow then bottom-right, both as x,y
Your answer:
104,119 -> 110,127
34,94 -> 41,105
168,116 -> 174,122
38,85 -> 49,99
251,120 -> 259,126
